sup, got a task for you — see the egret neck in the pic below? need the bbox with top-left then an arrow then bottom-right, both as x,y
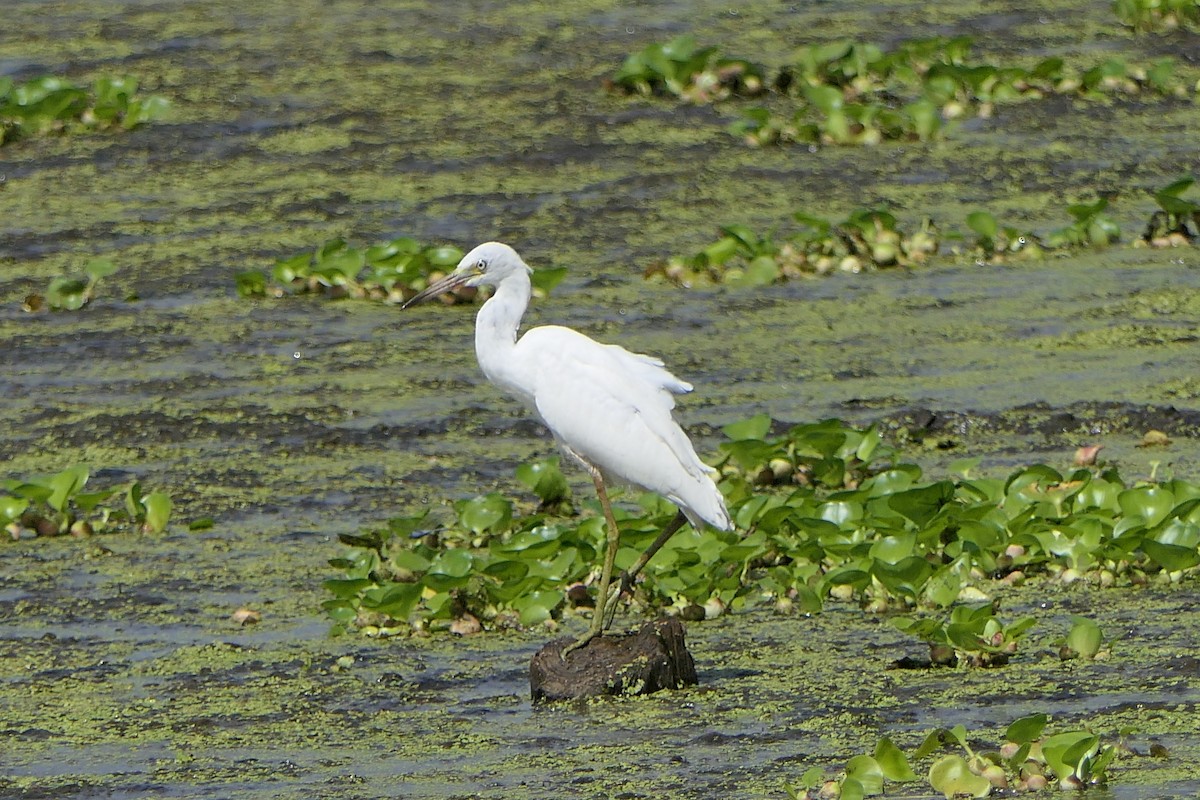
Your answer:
473,260 -> 535,409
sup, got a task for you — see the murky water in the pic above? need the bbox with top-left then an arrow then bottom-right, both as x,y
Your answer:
2,1 -> 1199,797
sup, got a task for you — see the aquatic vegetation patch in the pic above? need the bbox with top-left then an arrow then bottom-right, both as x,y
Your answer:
651,177 -> 1198,286
0,75 -> 168,145
324,416 -> 1200,639
1139,175 -> 1200,247
893,602 -> 1037,667
610,35 -> 1194,149
789,715 -> 1116,798
20,258 -> 119,312
607,35 -> 767,103
1114,0 -> 1200,32
2,464 -> 171,540
236,236 -> 566,304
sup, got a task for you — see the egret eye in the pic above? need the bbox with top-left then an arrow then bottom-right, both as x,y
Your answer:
475,259 -> 488,273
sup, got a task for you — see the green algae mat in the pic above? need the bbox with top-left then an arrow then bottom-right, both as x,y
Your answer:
2,1 -> 1200,798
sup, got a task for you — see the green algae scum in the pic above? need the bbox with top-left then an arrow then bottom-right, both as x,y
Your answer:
3,1 -> 1200,798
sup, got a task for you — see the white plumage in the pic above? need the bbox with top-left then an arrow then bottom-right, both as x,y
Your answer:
405,241 -> 732,650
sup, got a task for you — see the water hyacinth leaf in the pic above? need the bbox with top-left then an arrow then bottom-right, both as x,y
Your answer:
1042,731 -> 1098,780
824,565 -> 869,591
913,729 -> 949,759
84,258 -> 118,280
818,499 -> 862,526
731,255 -> 780,287
1005,713 -> 1047,744
874,737 -> 917,781
47,465 -> 89,512
855,426 -> 885,462
74,489 -> 113,513
481,558 -> 529,582
368,582 -> 422,619
0,495 -> 30,523
515,458 -> 570,505
922,569 -> 962,608
845,755 -> 884,795
513,589 -> 563,625
888,481 -> 955,527
838,778 -> 865,800
1154,176 -> 1197,215
428,547 -> 474,578
869,533 -> 916,564
124,94 -> 170,127
46,276 -> 90,310
722,439 -> 779,471
425,245 -> 464,267
871,556 -> 932,598
236,270 -> 267,297
324,577 -> 375,600
1066,616 -> 1103,658
1140,535 -> 1200,570
1117,486 -> 1175,527
929,755 -> 991,799
498,524 -> 569,558
530,266 -> 567,294
722,413 -> 772,441
390,549 -> 432,574
458,494 -> 512,535
142,491 -> 172,532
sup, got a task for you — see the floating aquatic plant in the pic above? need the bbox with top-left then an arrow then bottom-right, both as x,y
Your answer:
22,258 -> 119,312
2,465 -> 172,540
650,188 -> 1183,286
607,35 -> 767,102
1045,197 -> 1121,249
325,415 -> 1200,636
1140,175 -> 1199,247
0,75 -> 169,145
645,209 -> 939,287
236,236 -> 567,303
787,715 -> 1116,798
1114,0 -> 1200,32
893,602 -> 1037,667
964,212 -> 1043,264
612,34 -> 1194,149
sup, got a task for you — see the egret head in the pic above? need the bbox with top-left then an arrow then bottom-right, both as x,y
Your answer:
402,241 -> 530,308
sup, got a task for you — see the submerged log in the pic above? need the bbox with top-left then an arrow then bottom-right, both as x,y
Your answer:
529,617 -> 698,703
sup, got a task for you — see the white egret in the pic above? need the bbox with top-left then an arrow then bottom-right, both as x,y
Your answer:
404,242 -> 732,654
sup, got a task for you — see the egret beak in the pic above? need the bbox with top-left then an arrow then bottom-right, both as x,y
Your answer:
401,270 -> 472,309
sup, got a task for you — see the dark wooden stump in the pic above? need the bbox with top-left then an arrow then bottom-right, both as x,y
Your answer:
529,617 -> 697,703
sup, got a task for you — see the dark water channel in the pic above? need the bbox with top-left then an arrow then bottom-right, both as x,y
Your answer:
2,1 -> 1200,797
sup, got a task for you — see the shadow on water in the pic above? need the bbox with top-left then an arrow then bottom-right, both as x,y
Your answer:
2,0 -> 1200,797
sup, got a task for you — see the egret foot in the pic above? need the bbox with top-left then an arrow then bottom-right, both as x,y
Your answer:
560,626 -> 599,659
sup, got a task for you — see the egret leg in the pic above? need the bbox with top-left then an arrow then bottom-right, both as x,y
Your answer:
618,509 -> 689,596
561,470 -> 622,658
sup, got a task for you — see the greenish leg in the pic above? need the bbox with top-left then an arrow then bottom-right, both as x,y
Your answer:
618,509 -> 688,597
561,470 -> 622,659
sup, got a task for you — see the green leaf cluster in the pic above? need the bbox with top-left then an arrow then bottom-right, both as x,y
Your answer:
236,236 -> 566,304
646,211 -> 939,287
325,416 -> 1200,636
894,602 -> 1036,667
1114,0 -> 1200,32
0,75 -> 169,145
608,35 -> 767,103
650,177 -> 1197,287
23,258 -> 118,312
3,465 -> 172,540
1141,175 -> 1200,246
788,715 -> 1116,798
610,34 -> 1192,149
